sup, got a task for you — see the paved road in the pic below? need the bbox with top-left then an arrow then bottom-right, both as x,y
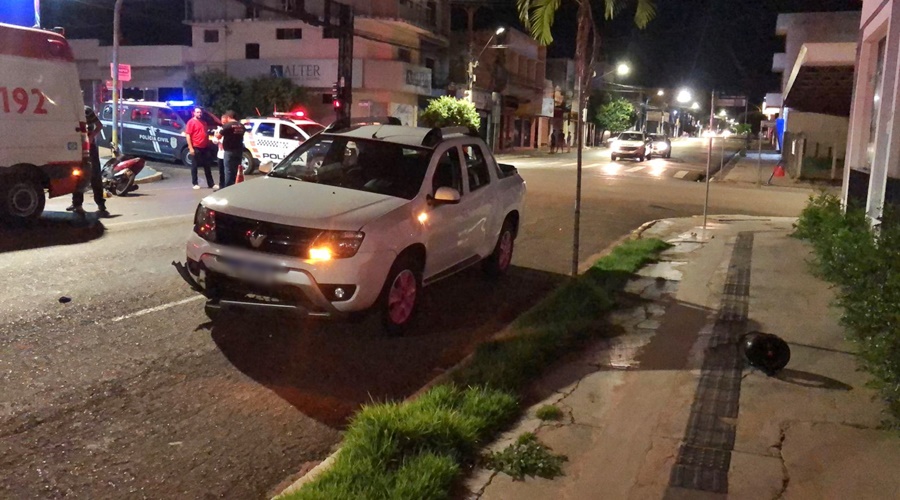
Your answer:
0,137 -> 810,498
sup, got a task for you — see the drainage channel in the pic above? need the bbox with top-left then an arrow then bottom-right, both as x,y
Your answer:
668,232 -> 754,494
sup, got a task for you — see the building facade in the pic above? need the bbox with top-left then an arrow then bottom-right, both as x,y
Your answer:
73,0 -> 452,125
844,0 -> 900,220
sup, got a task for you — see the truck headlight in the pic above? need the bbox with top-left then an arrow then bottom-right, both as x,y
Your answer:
308,230 -> 365,260
655,142 -> 668,151
193,205 -> 216,241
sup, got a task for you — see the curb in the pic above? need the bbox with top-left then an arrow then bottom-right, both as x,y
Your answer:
273,219 -> 665,499
135,171 -> 163,185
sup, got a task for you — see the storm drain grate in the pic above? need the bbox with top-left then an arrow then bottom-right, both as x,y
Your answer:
669,232 -> 753,494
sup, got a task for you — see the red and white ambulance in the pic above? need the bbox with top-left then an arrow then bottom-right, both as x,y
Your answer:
0,22 -> 90,220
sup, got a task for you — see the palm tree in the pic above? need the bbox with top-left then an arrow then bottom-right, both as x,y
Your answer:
516,0 -> 656,276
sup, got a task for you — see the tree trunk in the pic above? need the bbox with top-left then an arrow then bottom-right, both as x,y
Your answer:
571,0 -> 594,276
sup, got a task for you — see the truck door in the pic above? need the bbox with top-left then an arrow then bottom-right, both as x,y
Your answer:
423,145 -> 472,278
124,105 -> 155,155
460,143 -> 494,256
277,123 -> 306,160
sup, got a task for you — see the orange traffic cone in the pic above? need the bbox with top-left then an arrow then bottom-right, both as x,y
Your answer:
235,164 -> 245,183
773,164 -> 785,177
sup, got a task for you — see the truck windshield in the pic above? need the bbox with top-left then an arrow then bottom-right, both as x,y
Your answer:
619,133 -> 644,141
270,136 -> 431,200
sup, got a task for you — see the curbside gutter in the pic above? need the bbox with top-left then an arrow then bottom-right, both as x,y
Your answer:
272,219 -> 665,499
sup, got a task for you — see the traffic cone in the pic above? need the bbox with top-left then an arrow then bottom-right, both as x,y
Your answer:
235,164 -> 245,183
773,164 -> 785,177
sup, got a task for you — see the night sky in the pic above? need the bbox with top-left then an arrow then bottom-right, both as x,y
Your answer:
45,0 -> 861,100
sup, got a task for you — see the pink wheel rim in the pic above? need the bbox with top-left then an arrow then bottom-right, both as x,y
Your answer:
388,269 -> 417,324
498,231 -> 513,270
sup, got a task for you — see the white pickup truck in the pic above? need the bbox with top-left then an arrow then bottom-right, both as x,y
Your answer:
175,122 -> 525,333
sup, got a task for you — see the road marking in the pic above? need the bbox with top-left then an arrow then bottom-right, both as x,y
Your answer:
674,170 -> 690,179
104,214 -> 193,230
625,166 -> 644,173
111,296 -> 204,323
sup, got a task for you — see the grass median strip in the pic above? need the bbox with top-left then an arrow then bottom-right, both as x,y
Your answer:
285,237 -> 671,499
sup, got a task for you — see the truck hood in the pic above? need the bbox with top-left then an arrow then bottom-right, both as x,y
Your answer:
614,139 -> 645,147
202,176 -> 409,230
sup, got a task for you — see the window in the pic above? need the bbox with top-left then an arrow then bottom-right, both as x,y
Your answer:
433,147 -> 463,194
203,30 -> 219,43
255,122 -> 276,137
276,28 -> 303,40
279,124 -> 303,141
101,105 -> 113,120
246,5 -> 259,19
129,107 -> 153,124
398,48 -> 411,63
157,107 -> 182,130
462,144 -> 490,191
867,37 -> 887,170
281,0 -> 297,11
245,43 -> 260,59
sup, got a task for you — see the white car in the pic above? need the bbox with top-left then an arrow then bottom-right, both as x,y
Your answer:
610,131 -> 651,162
242,115 -> 324,173
175,123 -> 526,333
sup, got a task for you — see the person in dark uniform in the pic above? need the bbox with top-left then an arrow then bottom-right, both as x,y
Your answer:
68,105 -> 108,216
216,110 -> 245,187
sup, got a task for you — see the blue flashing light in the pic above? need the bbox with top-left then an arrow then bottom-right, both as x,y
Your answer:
166,100 -> 195,107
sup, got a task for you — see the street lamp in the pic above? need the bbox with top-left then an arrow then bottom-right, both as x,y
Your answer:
677,89 -> 692,103
691,102 -> 700,110
616,62 -> 631,76
467,27 -> 505,102
719,109 -> 727,117
657,89 -> 665,96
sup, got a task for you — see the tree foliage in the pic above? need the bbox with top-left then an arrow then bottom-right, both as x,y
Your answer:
184,70 -> 310,118
184,70 -> 243,116
419,96 -> 481,130
594,97 -> 635,135
517,0 -> 656,46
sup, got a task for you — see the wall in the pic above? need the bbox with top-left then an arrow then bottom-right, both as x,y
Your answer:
775,11 -> 860,92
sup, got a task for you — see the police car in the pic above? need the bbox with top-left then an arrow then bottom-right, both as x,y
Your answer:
242,113 -> 324,173
96,100 -> 220,167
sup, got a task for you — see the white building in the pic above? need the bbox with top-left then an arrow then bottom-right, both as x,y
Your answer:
73,0 -> 452,125
844,0 -> 900,221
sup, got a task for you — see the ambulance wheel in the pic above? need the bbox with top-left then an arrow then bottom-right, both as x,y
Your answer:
241,150 -> 257,174
1,176 -> 45,220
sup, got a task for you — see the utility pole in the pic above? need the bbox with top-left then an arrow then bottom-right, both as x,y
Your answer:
111,0 -> 123,153
325,0 -> 353,122
703,90 -> 715,231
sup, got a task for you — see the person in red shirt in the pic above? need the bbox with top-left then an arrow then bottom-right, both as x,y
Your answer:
184,107 -> 216,189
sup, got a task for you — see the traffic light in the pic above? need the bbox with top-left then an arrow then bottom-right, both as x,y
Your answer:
331,82 -> 341,109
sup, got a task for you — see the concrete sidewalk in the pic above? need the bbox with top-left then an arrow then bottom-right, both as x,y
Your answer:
716,149 -> 840,192
465,216 -> 900,499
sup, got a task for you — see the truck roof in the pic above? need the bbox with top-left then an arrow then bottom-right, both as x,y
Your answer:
327,124 -> 478,149
0,22 -> 74,62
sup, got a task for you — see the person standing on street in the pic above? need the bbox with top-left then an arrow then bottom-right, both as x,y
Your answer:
549,130 -> 557,153
68,105 -> 108,216
216,110 -> 245,188
185,107 -> 216,190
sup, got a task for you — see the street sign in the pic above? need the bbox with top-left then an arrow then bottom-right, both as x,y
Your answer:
716,95 -> 747,107
110,63 -> 131,82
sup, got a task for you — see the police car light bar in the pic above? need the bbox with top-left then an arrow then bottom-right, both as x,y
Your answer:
166,100 -> 195,107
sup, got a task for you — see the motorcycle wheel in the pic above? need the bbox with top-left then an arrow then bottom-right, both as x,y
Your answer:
112,171 -> 135,196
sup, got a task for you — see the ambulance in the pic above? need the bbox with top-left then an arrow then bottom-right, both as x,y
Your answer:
0,22 -> 90,220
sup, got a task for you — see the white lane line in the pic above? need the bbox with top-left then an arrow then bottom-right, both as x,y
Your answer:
625,166 -> 645,173
111,296 -> 204,323
674,170 -> 690,179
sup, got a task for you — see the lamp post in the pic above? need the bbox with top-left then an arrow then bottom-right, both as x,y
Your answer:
467,27 -> 505,102
111,0 -> 123,154
570,61 -> 629,276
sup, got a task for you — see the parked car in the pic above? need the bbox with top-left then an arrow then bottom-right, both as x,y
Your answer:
95,100 -> 220,167
174,122 -> 526,333
610,131 -> 651,161
649,134 -> 672,158
0,22 -> 90,220
241,116 -> 324,173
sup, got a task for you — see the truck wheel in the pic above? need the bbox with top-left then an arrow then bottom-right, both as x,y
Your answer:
483,219 -> 515,278
610,154 -> 617,161
1,176 -> 45,220
379,254 -> 422,335
242,150 -> 257,174
180,147 -> 193,167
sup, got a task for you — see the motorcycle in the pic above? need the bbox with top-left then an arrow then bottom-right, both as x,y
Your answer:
102,155 -> 145,196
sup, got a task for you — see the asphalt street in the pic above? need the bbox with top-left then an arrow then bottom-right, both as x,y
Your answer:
0,137 -> 812,498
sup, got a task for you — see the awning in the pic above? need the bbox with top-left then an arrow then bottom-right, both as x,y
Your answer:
783,42 -> 856,116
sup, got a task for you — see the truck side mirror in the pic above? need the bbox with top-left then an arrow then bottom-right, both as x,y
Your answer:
430,186 -> 461,205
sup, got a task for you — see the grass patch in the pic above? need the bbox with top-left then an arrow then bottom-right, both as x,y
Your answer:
483,432 -> 568,480
287,237 -> 671,499
535,404 -> 564,421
